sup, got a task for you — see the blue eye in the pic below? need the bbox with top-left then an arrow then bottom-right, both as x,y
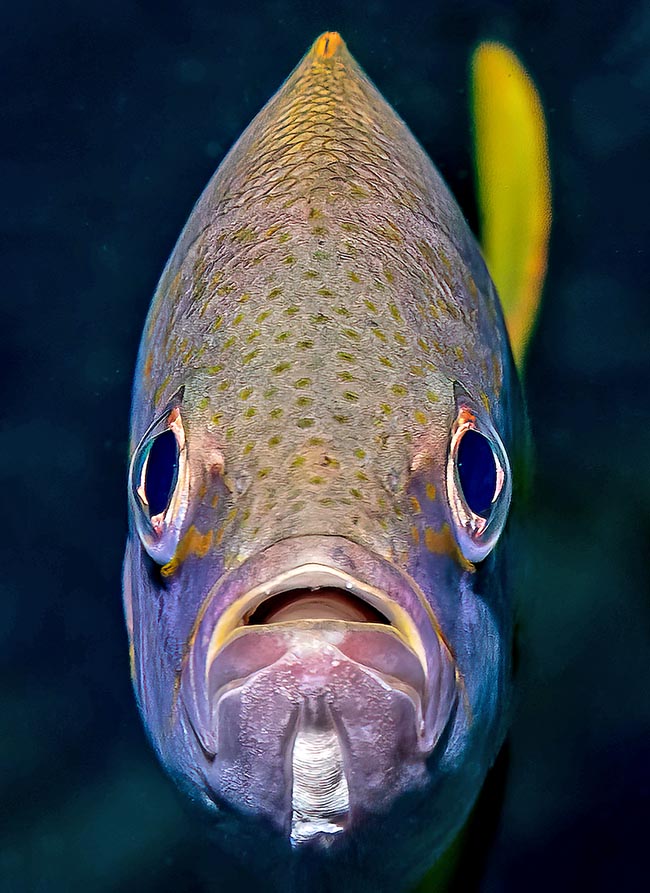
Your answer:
144,430 -> 179,517
456,429 -> 497,517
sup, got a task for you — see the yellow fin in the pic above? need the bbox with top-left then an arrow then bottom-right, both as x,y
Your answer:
471,42 -> 551,368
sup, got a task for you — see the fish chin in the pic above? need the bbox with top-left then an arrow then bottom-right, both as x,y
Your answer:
180,537 -> 458,844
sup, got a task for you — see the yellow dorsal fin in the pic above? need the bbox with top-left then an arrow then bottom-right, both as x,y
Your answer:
471,42 -> 551,369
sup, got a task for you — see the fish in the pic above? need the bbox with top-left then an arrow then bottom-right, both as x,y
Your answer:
123,32 -> 550,892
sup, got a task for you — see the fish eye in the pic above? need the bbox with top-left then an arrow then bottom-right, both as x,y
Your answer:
456,429 -> 498,517
141,430 -> 179,518
129,405 -> 189,564
446,406 -> 511,563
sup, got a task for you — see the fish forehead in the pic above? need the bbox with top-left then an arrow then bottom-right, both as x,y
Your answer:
135,37 -> 507,439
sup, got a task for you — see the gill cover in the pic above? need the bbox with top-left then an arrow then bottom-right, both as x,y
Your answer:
471,42 -> 552,368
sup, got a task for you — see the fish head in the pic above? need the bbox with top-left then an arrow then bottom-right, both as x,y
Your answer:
123,32 -> 524,884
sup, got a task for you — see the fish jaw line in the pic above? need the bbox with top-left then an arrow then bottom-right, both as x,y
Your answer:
204,562 -> 429,685
183,536 -> 459,759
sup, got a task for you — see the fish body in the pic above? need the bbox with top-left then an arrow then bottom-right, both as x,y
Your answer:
124,33 -> 531,891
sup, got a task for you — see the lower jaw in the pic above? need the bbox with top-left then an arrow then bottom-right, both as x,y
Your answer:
197,622 -> 454,843
180,536 -> 458,838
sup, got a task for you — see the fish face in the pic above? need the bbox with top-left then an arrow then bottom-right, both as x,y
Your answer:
124,32 -> 523,888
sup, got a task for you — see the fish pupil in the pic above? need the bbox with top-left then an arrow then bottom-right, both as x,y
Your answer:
457,429 -> 497,517
144,430 -> 179,517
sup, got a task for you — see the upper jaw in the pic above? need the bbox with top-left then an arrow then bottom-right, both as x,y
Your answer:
183,535 -> 458,752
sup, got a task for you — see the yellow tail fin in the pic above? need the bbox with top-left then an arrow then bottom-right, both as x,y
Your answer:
471,42 -> 551,369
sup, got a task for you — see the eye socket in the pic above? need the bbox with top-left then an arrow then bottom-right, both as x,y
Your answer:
129,405 -> 188,564
446,406 -> 511,563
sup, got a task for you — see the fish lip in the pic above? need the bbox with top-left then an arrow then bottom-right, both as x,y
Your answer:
184,535 -> 458,754
204,562 -> 430,683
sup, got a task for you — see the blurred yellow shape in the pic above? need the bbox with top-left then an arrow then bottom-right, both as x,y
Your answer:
472,42 -> 551,368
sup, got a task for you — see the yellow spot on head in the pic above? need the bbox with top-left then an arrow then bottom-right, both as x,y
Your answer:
312,31 -> 344,60
243,348 -> 261,364
161,527 -> 213,577
425,524 -> 475,572
272,361 -> 292,374
426,482 -> 437,501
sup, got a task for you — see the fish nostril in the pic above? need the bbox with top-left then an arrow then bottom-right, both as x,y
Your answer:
245,587 -> 392,625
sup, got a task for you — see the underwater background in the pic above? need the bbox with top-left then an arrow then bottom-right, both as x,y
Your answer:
2,0 -> 649,890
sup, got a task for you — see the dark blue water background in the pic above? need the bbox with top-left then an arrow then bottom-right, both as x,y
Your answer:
2,1 -> 649,890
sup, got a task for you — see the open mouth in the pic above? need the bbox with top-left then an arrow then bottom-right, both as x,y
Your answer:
205,563 -> 429,675
186,545 -> 460,790
246,587 -> 392,625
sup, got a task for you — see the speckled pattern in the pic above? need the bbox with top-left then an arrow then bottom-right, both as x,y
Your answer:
133,35 -> 512,575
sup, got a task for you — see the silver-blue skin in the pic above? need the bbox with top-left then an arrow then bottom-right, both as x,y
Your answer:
123,33 -> 524,891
